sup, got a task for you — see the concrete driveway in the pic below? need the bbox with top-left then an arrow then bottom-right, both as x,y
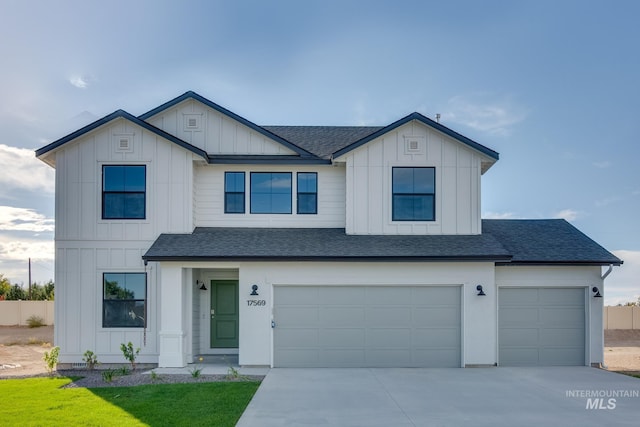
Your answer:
237,367 -> 640,426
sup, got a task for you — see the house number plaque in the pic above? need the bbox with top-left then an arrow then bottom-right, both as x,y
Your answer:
247,299 -> 266,306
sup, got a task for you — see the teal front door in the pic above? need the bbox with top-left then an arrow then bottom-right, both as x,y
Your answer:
210,281 -> 239,348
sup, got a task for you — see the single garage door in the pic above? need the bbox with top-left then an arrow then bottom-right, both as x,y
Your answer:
273,285 -> 461,368
499,287 -> 585,366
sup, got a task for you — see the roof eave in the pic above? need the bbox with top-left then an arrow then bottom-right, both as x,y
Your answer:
142,255 -> 513,262
495,260 -> 623,267
208,155 -> 331,165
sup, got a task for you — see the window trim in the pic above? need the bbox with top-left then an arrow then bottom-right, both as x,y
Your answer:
224,172 -> 246,214
392,167 -> 436,222
102,165 -> 147,220
102,272 -> 147,329
296,172 -> 318,214
250,172 -> 292,214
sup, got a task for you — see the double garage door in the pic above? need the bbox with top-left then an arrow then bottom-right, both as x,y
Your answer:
499,288 -> 586,366
273,285 -> 461,368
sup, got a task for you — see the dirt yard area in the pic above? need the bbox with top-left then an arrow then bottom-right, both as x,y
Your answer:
0,325 -> 53,377
1,326 -> 640,377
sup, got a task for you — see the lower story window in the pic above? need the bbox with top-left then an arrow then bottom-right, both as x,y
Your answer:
103,273 -> 146,328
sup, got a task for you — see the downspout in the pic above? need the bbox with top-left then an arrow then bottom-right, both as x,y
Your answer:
601,264 -> 613,280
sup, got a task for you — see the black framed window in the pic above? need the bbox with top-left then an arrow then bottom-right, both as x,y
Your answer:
103,273 -> 146,328
297,172 -> 317,214
250,172 -> 292,214
392,167 -> 435,221
102,165 -> 146,219
225,172 -> 245,213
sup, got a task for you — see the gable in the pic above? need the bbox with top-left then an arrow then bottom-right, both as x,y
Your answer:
140,91 -> 311,158
35,110 -> 207,167
333,112 -> 498,173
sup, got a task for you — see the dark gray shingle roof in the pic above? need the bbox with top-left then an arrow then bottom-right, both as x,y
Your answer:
142,220 -> 622,265
482,219 -> 622,265
143,227 -> 511,262
263,126 -> 383,159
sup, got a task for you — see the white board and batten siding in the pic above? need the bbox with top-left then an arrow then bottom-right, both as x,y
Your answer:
337,121 -> 483,235
145,99 -> 297,156
193,164 -> 346,228
52,118 -> 195,363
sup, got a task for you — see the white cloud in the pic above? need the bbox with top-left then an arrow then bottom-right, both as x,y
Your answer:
0,144 -> 55,195
0,234 -> 54,285
593,161 -> 611,169
605,250 -> 640,306
595,196 -> 621,207
553,209 -> 579,222
0,206 -> 54,232
69,74 -> 93,89
483,211 -> 517,219
441,93 -> 528,136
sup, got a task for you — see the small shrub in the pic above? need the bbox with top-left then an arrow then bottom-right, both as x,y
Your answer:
150,370 -> 161,381
120,342 -> 140,370
117,366 -> 130,376
189,367 -> 202,378
42,346 -> 60,375
26,315 -> 45,328
82,350 -> 100,370
102,369 -> 115,383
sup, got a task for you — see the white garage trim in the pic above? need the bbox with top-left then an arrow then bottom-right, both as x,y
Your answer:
272,285 -> 463,368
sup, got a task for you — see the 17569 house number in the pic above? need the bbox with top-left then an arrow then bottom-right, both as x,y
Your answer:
247,299 -> 266,306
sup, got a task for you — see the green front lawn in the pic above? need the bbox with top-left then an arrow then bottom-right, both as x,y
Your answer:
1,377 -> 260,426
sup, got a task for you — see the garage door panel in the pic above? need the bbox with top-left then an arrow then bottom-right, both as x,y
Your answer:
501,288 -> 539,304
277,287 -> 318,304
366,328 -> 411,347
277,307 -> 319,326
366,349 -> 411,367
499,288 -> 585,366
413,286 -> 460,303
539,288 -> 584,305
414,328 -> 460,347
276,329 -> 318,347
540,308 -> 584,326
274,285 -> 461,368
413,307 -> 460,325
319,329 -> 365,347
322,350 -> 365,367
319,287 -> 365,304
540,329 -> 584,347
500,307 -> 539,324
367,287 -> 412,304
499,328 -> 538,346
320,307 -> 365,325
367,307 -> 412,326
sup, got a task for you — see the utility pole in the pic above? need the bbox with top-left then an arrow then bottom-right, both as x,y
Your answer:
28,258 -> 31,300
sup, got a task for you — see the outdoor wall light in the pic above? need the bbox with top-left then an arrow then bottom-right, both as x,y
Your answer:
197,280 -> 207,291
250,284 -> 259,296
476,285 -> 486,296
592,286 -> 602,298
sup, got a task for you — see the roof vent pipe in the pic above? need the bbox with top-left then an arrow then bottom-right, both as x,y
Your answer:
435,113 -> 441,123
601,264 -> 613,280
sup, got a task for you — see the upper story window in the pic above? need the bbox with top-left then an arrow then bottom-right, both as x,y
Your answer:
392,167 -> 435,221
103,273 -> 146,328
102,165 -> 146,219
297,172 -> 317,214
225,172 -> 245,213
250,172 -> 292,214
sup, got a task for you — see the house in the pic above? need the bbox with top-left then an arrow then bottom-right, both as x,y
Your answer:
36,91 -> 622,369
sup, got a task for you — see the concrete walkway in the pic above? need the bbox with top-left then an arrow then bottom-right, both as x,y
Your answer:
237,367 -> 640,426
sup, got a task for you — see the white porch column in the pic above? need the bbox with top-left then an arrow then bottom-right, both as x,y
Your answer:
158,264 -> 186,367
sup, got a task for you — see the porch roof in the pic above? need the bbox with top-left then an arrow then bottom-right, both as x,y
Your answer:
142,220 -> 622,266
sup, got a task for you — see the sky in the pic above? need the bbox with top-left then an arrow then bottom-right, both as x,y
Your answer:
0,0 -> 638,305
